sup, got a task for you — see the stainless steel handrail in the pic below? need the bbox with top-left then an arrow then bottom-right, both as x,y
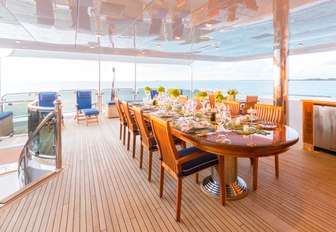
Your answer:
17,110 -> 56,172
17,99 -> 63,184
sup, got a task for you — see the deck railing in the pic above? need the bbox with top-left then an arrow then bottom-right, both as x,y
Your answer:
17,99 -> 62,186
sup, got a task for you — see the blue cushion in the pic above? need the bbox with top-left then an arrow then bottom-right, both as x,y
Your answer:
77,91 -> 92,110
0,111 -> 13,120
39,92 -> 57,107
177,147 -> 218,177
107,101 -> 115,105
149,138 -> 157,150
82,108 -> 99,116
126,99 -> 141,103
150,90 -> 158,99
77,91 -> 91,98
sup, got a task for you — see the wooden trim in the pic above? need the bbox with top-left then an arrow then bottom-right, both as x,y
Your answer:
0,169 -> 62,205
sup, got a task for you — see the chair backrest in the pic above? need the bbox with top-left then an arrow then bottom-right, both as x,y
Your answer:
208,94 -> 215,108
76,91 -> 92,110
243,95 -> 258,114
150,115 -> 180,173
177,95 -> 188,104
115,98 -> 126,124
254,104 -> 282,124
121,101 -> 136,131
223,100 -> 241,116
150,90 -> 158,99
133,107 -> 152,147
38,92 -> 57,107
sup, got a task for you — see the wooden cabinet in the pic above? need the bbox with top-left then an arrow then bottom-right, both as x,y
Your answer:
301,99 -> 336,151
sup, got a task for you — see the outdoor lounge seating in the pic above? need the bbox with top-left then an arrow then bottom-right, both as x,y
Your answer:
0,111 -> 13,136
38,92 -> 64,131
150,115 -> 218,221
75,90 -> 99,125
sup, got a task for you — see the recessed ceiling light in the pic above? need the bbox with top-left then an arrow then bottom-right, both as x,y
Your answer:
175,35 -> 181,40
15,40 -> 21,44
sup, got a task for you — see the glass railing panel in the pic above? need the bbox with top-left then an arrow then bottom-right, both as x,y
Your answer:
1,92 -> 38,135
137,88 -> 146,100
101,88 -> 135,110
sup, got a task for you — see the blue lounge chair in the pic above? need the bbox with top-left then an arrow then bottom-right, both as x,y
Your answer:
75,90 -> 99,125
38,92 -> 64,131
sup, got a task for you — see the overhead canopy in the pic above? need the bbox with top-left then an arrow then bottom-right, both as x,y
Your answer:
0,0 -> 335,62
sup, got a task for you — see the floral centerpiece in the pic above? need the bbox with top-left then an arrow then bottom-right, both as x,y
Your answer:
168,88 -> 180,98
157,85 -> 165,96
195,91 -> 208,99
144,86 -> 152,93
214,90 -> 225,103
227,89 -> 238,100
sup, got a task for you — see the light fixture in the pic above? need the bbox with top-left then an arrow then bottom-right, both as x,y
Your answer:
298,42 -> 303,47
0,48 -> 13,57
156,43 -> 161,48
95,32 -> 102,38
174,35 -> 181,40
215,45 -> 219,49
89,45 -> 95,49
15,40 -> 21,44
205,23 -> 212,28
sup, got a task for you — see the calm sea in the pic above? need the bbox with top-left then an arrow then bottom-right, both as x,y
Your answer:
2,80 -> 336,99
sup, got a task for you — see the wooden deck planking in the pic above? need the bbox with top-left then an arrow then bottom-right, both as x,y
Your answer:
0,116 -> 336,231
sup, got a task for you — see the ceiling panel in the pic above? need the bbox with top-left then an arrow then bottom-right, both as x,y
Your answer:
0,0 -> 335,62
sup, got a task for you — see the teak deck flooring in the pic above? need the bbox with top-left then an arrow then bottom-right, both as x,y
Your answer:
1,116 -> 336,232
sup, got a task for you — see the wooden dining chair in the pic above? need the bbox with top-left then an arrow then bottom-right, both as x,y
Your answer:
208,94 -> 216,108
177,95 -> 188,104
133,106 -> 158,181
242,95 -> 258,114
222,100 -> 241,116
251,104 -> 282,190
150,115 -> 218,222
115,98 -> 127,145
122,101 -> 139,158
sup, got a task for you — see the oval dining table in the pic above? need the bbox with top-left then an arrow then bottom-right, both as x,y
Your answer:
170,125 -> 299,206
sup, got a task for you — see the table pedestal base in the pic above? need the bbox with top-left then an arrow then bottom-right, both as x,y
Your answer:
201,156 -> 248,200
201,175 -> 248,200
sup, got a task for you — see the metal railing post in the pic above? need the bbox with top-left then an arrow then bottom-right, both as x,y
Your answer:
24,146 -> 29,185
55,99 -> 62,169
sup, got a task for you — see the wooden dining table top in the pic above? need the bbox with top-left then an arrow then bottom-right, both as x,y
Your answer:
131,103 -> 299,158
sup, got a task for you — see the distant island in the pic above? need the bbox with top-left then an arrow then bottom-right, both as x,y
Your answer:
290,78 -> 336,81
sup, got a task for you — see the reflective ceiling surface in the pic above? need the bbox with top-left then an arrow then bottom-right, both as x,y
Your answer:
0,0 -> 335,62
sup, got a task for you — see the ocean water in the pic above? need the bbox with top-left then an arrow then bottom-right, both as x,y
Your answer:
2,80 -> 336,99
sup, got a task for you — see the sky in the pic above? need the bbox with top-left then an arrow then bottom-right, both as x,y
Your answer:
1,51 -> 336,83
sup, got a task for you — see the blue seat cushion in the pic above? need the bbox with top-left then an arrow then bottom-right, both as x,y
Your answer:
107,101 -> 115,105
177,147 -> 218,177
77,91 -> 93,110
39,92 -> 57,107
125,99 -> 142,103
82,108 -> 99,116
149,138 -> 157,150
0,111 -> 13,120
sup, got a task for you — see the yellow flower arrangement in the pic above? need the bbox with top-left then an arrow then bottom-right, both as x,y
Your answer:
168,88 -> 180,98
144,86 -> 152,93
227,89 -> 238,96
157,85 -> 165,93
196,91 -> 208,98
